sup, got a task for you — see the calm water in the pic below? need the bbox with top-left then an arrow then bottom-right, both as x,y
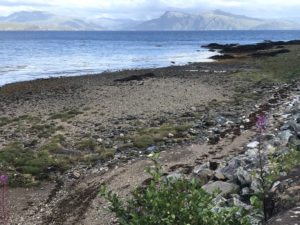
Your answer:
1,30 -> 300,86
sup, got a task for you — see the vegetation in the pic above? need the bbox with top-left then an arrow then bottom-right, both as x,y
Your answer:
49,109 -> 83,122
132,123 -> 192,148
236,45 -> 300,83
100,154 -> 252,225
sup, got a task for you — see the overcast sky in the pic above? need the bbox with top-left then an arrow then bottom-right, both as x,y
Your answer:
0,0 -> 300,21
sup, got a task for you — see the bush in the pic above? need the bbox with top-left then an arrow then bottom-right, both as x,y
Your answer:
100,154 -> 251,225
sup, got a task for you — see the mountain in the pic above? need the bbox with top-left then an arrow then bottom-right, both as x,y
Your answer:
134,10 -> 300,30
0,11 -> 105,30
1,10 -> 300,31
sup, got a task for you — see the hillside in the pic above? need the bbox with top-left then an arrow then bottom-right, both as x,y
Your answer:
134,10 -> 300,30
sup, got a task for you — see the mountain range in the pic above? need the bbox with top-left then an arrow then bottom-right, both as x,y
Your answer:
0,10 -> 300,31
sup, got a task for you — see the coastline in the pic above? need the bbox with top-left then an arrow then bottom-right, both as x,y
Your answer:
1,40 -> 300,224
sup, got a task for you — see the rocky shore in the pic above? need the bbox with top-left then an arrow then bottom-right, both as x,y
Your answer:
1,40 -> 300,224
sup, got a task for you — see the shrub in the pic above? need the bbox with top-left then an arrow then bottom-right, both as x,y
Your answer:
100,154 -> 251,225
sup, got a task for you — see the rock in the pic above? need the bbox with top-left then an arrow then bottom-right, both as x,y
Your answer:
194,162 -> 209,174
214,172 -> 226,181
72,171 -> 81,179
278,130 -> 293,145
146,146 -> 156,151
247,141 -> 259,149
166,174 -> 182,182
193,169 -> 214,185
245,148 -> 258,157
264,166 -> 300,221
228,197 -> 251,210
219,158 -> 242,180
168,133 -> 174,138
188,128 -> 198,135
202,181 -> 239,197
265,206 -> 300,225
241,187 -> 250,195
97,138 -> 103,143
236,167 -> 252,185
191,106 -> 197,111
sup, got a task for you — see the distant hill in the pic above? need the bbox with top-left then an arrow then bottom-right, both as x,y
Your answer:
1,10 -> 300,31
134,10 -> 300,30
0,11 -> 105,30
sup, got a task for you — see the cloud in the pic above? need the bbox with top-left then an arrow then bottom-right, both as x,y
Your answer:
0,0 -> 299,19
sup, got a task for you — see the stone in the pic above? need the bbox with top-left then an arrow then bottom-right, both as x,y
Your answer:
168,133 -> 174,138
241,187 -> 250,195
72,171 -> 81,179
265,206 -> 300,225
202,181 -> 239,197
214,172 -> 226,181
264,166 -> 300,221
97,138 -> 103,143
219,158 -> 242,180
191,106 -> 197,111
245,148 -> 258,157
193,169 -> 214,185
247,141 -> 259,149
278,130 -> 293,145
193,162 -> 209,174
228,197 -> 251,210
166,174 -> 182,182
236,167 -> 252,185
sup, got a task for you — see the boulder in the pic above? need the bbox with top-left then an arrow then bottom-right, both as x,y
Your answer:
265,206 -> 300,225
236,167 -> 252,185
193,169 -> 214,185
202,181 -> 239,197
264,166 -> 300,221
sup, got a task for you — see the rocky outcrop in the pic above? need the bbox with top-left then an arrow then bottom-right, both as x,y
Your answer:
264,166 -> 300,221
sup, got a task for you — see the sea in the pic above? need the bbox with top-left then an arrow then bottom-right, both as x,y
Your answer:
1,30 -> 300,86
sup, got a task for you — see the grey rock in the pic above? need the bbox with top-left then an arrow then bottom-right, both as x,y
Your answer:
265,206 -> 300,225
202,181 -> 239,197
193,162 -> 209,174
264,166 -> 300,220
278,130 -> 293,145
219,158 -> 242,180
236,167 -> 252,185
166,173 -> 182,182
247,141 -> 259,149
193,169 -> 214,185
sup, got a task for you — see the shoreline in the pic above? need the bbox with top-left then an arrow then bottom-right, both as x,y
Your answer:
2,39 -> 300,224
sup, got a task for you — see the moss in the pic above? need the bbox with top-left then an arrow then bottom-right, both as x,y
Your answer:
49,109 -> 83,122
235,45 -> 300,83
133,135 -> 154,148
0,117 -> 11,127
95,146 -> 116,160
76,138 -> 97,151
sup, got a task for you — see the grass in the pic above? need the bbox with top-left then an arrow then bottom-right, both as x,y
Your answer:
49,109 -> 83,122
132,123 -> 192,148
235,45 -> 300,83
75,138 -> 97,151
95,146 -> 116,160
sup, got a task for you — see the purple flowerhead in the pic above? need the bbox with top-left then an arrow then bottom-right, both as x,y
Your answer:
256,114 -> 267,133
0,174 -> 8,184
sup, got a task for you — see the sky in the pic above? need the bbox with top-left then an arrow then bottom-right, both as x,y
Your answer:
0,0 -> 300,21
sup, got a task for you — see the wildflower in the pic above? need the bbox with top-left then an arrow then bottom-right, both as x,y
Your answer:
0,175 -> 8,184
256,114 -> 267,134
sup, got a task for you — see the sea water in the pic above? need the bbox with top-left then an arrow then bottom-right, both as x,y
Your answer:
1,30 -> 300,86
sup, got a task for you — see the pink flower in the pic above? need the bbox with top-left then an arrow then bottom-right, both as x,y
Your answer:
0,175 -> 8,184
256,114 -> 267,134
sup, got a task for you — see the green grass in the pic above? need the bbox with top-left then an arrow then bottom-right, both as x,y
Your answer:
132,123 -> 192,148
236,45 -> 300,83
75,138 -> 97,151
49,109 -> 83,122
